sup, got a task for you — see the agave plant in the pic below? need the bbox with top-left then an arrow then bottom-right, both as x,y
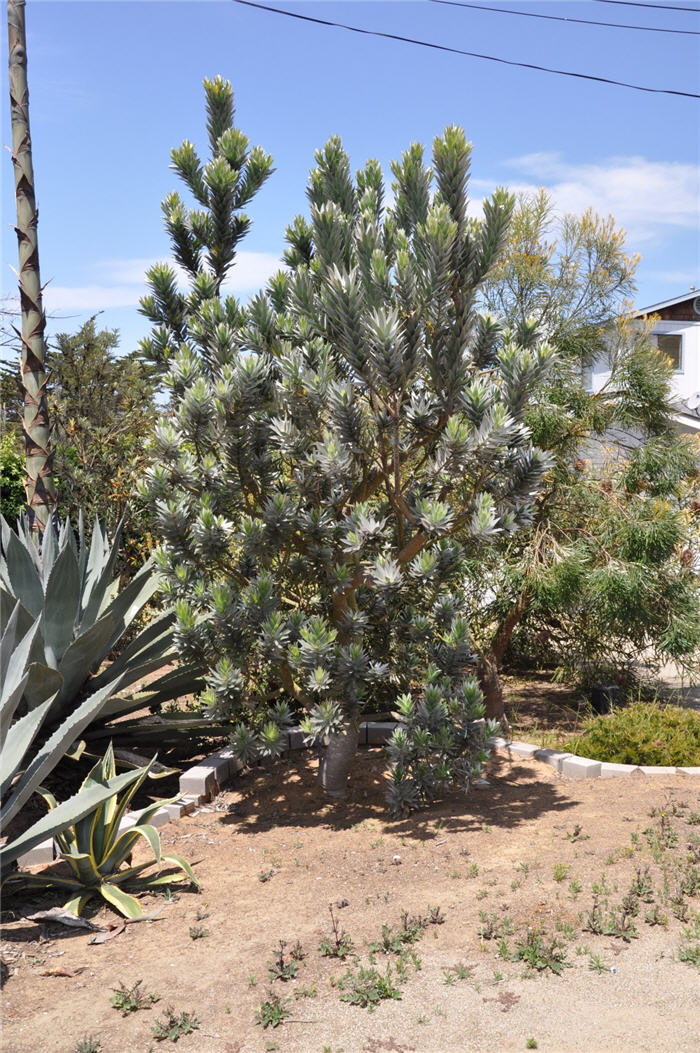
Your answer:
0,513 -> 204,739
2,743 -> 197,916
0,603 -> 147,869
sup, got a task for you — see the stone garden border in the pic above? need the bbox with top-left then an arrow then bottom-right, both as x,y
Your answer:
17,722 -> 700,868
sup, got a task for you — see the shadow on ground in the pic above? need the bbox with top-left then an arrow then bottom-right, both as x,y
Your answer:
218,749 -> 577,842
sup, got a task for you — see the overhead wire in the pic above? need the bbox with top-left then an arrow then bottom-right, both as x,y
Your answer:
232,0 -> 700,99
591,0 -> 700,13
429,0 -> 700,36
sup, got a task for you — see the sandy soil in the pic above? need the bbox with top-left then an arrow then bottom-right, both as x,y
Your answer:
2,749 -> 699,1053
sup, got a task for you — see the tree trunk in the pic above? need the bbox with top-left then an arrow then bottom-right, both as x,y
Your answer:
478,588 -> 532,721
317,721 -> 359,799
7,0 -> 56,535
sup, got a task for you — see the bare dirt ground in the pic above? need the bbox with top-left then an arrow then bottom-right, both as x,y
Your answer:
2,742 -> 699,1053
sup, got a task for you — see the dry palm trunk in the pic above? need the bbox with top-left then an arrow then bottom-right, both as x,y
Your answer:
7,0 -> 56,534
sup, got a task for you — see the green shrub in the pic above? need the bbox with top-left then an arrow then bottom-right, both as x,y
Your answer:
564,702 -> 700,766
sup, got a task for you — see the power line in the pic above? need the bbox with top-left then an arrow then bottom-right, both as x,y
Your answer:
430,0 -> 700,35
232,0 -> 700,99
592,0 -> 700,13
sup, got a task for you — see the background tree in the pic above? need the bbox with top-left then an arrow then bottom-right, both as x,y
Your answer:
141,79 -> 554,813
48,318 -> 158,572
467,192 -> 700,716
7,0 -> 56,533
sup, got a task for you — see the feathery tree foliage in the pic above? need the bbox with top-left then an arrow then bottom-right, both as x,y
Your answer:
6,0 -> 56,534
140,78 -> 555,813
49,319 -> 158,573
466,193 -> 700,713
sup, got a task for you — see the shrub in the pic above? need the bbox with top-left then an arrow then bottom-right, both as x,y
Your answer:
563,701 -> 700,767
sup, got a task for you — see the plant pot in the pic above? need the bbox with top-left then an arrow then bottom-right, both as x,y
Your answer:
317,723 -> 359,799
590,683 -> 620,715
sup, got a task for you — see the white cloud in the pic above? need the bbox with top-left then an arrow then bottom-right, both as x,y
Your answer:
42,251 -> 283,312
496,154 -> 700,242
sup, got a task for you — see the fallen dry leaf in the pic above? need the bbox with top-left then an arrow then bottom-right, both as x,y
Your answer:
40,966 -> 86,978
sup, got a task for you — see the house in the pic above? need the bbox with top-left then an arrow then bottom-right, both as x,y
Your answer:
587,288 -> 700,435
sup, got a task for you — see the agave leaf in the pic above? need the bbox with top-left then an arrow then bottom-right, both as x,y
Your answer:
0,585 -> 34,645
79,519 -> 123,630
100,881 -> 143,919
57,850 -> 102,888
98,823 -> 162,877
98,561 -> 161,656
64,891 -> 94,916
22,662 -> 64,714
0,764 -> 147,868
103,758 -> 155,847
161,853 -> 199,886
57,616 -> 115,708
0,696 -> 55,799
0,600 -> 21,688
90,610 -> 175,693
93,653 -> 175,704
40,518 -> 58,586
2,871 -> 85,894
2,527 -> 44,618
133,663 -> 207,709
42,540 -> 80,667
0,677 -> 124,828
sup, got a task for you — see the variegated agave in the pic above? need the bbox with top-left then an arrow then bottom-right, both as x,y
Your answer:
2,744 -> 197,917
0,513 -> 204,741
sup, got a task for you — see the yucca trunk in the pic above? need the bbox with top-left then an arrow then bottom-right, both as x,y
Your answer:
7,0 -> 56,534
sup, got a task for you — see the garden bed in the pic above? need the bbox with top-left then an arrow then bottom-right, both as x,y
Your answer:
2,744 -> 699,1053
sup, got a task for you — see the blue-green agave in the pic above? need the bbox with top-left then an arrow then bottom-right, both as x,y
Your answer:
0,513 -> 204,739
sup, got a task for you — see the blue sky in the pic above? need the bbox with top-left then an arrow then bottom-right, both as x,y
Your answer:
2,0 -> 699,357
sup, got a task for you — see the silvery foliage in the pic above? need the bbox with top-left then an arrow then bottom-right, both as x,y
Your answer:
140,85 -> 553,813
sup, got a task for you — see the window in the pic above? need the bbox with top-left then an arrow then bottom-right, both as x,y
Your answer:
655,333 -> 683,372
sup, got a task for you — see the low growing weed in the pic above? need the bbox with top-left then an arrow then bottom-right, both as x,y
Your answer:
337,964 -> 402,1010
110,980 -> 160,1016
257,992 -> 292,1029
151,1007 -> 199,1043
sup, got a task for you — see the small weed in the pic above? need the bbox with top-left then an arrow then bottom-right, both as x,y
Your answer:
289,940 -> 306,961
628,867 -> 654,903
258,868 -> 276,883
587,953 -> 608,974
687,812 -> 700,826
337,964 -> 402,1010
467,863 -> 479,878
110,980 -> 160,1016
442,962 -> 473,984
645,906 -> 668,927
163,887 -> 180,903
476,889 -> 489,901
268,940 -> 299,982
493,969 -> 504,981
248,973 -> 257,987
478,911 -> 514,941
554,917 -> 578,941
552,863 -> 569,883
195,905 -> 210,921
189,925 -> 209,940
427,905 -> 446,925
526,1039 -> 538,1050
151,1007 -> 199,1042
568,878 -> 583,899
74,1039 -> 102,1053
565,825 -> 589,843
497,937 -> 511,960
257,992 -> 292,1029
319,904 -> 355,959
678,914 -> 700,967
294,983 -> 318,1000
512,928 -> 571,975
